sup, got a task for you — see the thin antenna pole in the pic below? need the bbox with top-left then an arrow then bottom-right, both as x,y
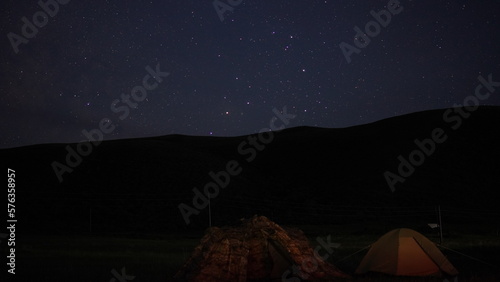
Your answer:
208,197 -> 212,227
90,206 -> 92,233
438,205 -> 443,244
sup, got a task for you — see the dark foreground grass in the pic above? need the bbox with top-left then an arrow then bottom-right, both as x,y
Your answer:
11,228 -> 500,282
16,233 -> 198,281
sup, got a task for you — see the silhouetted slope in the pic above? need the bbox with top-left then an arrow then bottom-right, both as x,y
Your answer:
2,106 -> 499,233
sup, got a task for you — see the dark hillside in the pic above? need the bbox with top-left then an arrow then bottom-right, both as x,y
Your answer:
2,106 -> 499,233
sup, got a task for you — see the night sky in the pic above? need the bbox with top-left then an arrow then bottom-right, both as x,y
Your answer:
1,0 -> 499,149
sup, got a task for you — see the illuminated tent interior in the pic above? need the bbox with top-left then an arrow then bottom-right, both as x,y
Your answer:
355,228 -> 459,277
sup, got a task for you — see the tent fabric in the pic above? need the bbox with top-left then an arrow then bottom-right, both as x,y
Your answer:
355,228 -> 458,277
173,215 -> 349,281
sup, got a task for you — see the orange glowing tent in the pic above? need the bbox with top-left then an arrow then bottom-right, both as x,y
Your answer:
355,228 -> 458,277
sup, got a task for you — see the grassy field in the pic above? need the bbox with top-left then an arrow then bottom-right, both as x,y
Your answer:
12,225 -> 500,281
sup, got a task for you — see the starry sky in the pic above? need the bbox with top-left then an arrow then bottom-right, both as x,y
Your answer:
1,0 -> 499,148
